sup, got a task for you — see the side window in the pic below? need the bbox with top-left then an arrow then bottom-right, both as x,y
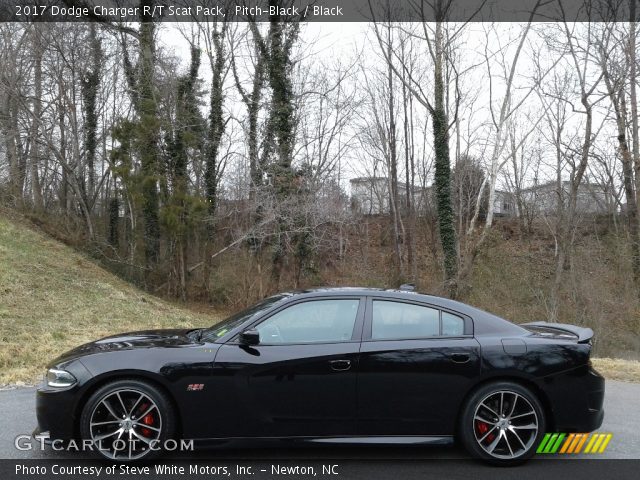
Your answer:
371,301 -> 467,339
255,299 -> 360,344
442,311 -> 465,336
372,301 -> 439,340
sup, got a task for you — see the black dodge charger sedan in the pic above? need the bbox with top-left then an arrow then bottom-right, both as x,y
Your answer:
34,287 -> 604,464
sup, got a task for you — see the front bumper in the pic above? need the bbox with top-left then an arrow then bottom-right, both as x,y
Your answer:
35,384 -> 80,441
31,427 -> 52,444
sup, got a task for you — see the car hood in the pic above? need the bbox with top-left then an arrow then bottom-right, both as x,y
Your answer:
49,329 -> 198,366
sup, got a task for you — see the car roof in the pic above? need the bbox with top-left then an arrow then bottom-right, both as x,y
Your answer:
278,287 -> 527,336
281,287 -> 470,310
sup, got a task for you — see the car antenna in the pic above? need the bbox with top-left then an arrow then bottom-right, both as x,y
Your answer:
399,283 -> 416,292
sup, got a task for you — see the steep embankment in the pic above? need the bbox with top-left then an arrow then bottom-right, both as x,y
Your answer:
1,211 -> 639,384
0,212 -> 220,385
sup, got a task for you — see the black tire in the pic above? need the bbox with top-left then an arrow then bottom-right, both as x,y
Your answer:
80,379 -> 176,461
458,381 -> 546,466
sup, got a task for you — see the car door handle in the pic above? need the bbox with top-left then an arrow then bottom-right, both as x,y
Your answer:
329,359 -> 351,371
450,353 -> 470,364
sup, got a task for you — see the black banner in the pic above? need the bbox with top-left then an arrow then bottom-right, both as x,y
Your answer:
0,0 -> 637,23
1,459 -> 640,480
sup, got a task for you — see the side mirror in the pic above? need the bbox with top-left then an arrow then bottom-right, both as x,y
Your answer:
239,329 -> 260,346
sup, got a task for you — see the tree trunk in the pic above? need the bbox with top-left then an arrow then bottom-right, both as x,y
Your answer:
616,92 -> 640,288
82,23 -> 101,205
600,11 -> 640,292
57,83 -> 68,214
29,26 -> 44,212
386,28 -> 404,279
248,49 -> 265,193
629,0 -> 640,291
432,16 -> 458,295
1,89 -> 24,207
138,5 -> 161,268
170,45 -> 201,300
203,21 -> 228,294
262,12 -> 300,283
108,194 -> 119,248
402,70 -> 415,280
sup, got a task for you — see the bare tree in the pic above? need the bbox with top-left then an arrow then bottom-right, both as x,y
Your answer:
247,1 -> 308,284
595,4 -> 640,293
0,24 -> 29,208
370,1 -> 461,294
536,20 -> 605,321
456,15 -> 545,295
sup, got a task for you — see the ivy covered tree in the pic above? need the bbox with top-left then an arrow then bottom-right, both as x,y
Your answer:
81,23 -> 101,205
120,0 -> 161,271
249,1 -> 305,283
165,45 -> 206,299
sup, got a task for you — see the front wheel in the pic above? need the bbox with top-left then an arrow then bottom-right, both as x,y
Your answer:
80,379 -> 176,461
459,381 -> 546,465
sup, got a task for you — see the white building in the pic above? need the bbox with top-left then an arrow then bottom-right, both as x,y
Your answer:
520,181 -> 613,215
350,176 -> 517,217
350,177 -> 429,215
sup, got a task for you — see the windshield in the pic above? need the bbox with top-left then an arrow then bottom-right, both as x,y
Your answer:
200,294 -> 288,342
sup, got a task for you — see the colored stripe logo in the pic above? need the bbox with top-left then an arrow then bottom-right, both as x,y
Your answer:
537,433 -> 612,454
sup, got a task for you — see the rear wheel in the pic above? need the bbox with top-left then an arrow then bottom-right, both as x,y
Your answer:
459,381 -> 546,465
80,379 -> 175,461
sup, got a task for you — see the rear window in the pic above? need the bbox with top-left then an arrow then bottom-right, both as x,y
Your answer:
442,311 -> 464,336
371,300 -> 465,339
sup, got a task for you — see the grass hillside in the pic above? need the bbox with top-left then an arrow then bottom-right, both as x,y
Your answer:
0,212 -> 221,385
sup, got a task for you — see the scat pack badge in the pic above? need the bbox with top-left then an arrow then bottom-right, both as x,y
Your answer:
186,383 -> 204,392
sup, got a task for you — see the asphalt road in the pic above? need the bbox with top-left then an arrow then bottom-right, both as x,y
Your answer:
0,381 -> 638,479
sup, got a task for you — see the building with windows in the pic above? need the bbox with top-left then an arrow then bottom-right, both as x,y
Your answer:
350,176 -> 517,217
493,190 -> 517,217
349,177 -> 429,215
520,181 -> 614,215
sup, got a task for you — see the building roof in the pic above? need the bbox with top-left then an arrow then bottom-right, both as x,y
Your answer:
520,180 -> 607,193
350,177 -> 388,183
350,176 -> 429,193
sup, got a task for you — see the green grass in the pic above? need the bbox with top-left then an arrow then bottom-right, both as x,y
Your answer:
592,358 -> 640,383
0,214 -> 222,385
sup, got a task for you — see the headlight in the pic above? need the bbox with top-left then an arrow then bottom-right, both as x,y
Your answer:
46,368 -> 77,388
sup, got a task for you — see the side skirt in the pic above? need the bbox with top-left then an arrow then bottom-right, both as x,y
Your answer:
308,436 -> 454,445
192,436 -> 455,448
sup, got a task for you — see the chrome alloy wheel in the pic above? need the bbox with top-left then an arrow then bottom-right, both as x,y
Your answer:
89,389 -> 162,460
473,390 -> 539,459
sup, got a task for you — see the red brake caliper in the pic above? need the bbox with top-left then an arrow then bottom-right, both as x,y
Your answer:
476,420 -> 495,443
138,402 -> 154,437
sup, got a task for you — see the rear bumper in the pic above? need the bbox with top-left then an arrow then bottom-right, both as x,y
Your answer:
543,365 -> 605,432
584,406 -> 605,432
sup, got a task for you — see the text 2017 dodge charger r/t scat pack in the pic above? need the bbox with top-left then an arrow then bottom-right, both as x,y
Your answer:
34,287 -> 604,464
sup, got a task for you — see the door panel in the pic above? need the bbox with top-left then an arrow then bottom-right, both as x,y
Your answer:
207,297 -> 365,439
357,298 -> 481,436
358,338 -> 480,435
211,342 -> 359,437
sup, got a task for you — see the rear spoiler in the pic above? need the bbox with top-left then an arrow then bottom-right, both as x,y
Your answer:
521,321 -> 594,344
